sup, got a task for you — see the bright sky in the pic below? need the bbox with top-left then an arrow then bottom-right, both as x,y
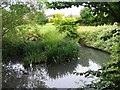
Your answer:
45,5 -> 84,16
5,0 -> 84,16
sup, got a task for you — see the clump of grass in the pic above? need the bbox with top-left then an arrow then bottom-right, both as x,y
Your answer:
24,30 -> 80,64
43,39 -> 80,63
23,41 -> 47,64
42,30 -> 79,62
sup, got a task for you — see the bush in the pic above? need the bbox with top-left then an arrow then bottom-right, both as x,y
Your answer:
56,18 -> 79,39
49,14 -> 63,25
50,17 -> 79,39
15,24 -> 43,41
79,25 -> 120,53
3,24 -> 43,59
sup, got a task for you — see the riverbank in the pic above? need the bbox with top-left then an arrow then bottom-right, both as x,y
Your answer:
77,25 -> 120,89
77,25 -> 119,53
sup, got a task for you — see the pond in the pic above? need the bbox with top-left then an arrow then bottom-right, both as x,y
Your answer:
2,46 -> 110,89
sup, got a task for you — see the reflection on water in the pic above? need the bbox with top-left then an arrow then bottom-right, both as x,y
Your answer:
2,46 -> 110,88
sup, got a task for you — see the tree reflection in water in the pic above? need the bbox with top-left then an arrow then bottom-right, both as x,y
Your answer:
46,60 -> 78,79
2,63 -> 48,88
2,46 -> 110,88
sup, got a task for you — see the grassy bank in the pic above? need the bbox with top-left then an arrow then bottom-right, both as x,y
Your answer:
78,25 -> 120,53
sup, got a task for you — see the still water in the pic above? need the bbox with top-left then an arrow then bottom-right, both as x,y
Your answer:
2,46 -> 110,88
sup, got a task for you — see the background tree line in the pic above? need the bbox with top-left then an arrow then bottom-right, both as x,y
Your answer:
46,1 -> 120,25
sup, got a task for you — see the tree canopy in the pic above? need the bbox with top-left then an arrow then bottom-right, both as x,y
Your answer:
1,1 -> 48,35
46,2 -> 120,24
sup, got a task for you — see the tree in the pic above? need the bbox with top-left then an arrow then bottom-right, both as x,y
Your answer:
1,1 -> 48,35
79,7 -> 96,25
46,2 -> 120,24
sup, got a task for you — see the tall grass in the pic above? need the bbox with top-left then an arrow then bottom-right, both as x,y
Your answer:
24,29 -> 80,64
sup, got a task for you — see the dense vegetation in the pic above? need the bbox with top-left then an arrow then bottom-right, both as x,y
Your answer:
78,25 -> 120,53
50,14 -> 79,39
3,23 -> 80,64
1,1 -> 120,89
2,2 -> 80,64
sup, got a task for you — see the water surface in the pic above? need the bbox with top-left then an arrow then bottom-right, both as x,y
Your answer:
2,46 -> 110,88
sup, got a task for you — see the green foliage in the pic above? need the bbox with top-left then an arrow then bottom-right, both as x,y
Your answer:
23,41 -> 47,64
41,30 -> 79,63
2,2 -> 47,36
46,2 -> 120,24
79,7 -> 95,25
50,16 -> 79,39
3,24 -> 80,64
15,24 -> 43,41
24,29 -> 80,64
79,25 -> 120,53
2,35 -> 26,58
28,11 -> 48,25
53,13 -> 63,19
78,7 -> 115,26
2,8 -> 28,35
46,2 -> 83,9
53,17 -> 79,39
49,14 -> 63,25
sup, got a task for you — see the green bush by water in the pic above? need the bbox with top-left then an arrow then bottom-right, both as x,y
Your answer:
78,25 -> 120,53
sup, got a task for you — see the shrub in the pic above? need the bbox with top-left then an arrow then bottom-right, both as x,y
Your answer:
49,14 -> 63,25
56,18 -> 79,39
78,25 -> 120,53
15,24 -> 43,41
